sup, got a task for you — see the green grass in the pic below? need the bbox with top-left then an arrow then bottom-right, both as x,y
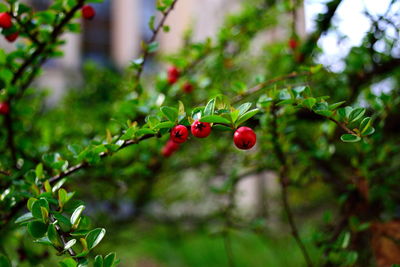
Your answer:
98,224 -> 321,267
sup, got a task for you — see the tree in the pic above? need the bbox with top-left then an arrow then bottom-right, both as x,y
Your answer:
0,0 -> 399,266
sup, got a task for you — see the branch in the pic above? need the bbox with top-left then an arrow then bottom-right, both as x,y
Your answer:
49,215 -> 77,258
233,71 -> 312,103
271,104 -> 314,267
10,0 -> 85,89
328,117 -> 357,135
49,134 -> 157,184
301,0 -> 343,61
133,0 -> 179,90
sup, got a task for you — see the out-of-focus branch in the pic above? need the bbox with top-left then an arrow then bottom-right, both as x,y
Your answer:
133,0 -> 179,90
271,103 -> 314,267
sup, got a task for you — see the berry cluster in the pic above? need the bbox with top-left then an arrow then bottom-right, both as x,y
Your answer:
162,121 -> 256,157
166,66 -> 195,93
0,12 -> 18,42
167,66 -> 180,85
0,4 -> 95,44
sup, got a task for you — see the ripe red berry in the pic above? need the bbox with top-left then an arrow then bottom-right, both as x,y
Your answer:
170,125 -> 189,144
191,120 -> 211,138
167,75 -> 178,85
5,32 -> 18,42
0,13 -> 12,29
167,66 -> 180,78
233,126 -> 256,150
288,38 -> 298,50
161,139 -> 180,157
0,102 -> 10,115
182,82 -> 194,93
82,5 -> 96,20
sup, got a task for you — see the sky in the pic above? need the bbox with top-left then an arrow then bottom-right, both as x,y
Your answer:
304,0 -> 398,72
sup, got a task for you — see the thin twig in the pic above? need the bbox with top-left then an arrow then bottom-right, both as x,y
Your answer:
10,0 -> 85,88
49,133 -> 158,184
233,71 -> 312,103
49,215 -> 77,258
271,104 -> 314,267
328,117 -> 357,135
133,0 -> 179,90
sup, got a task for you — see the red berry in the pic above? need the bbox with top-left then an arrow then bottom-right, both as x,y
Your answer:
5,32 -> 18,42
170,125 -> 188,144
288,38 -> 298,50
182,82 -> 194,93
233,127 -> 256,150
191,120 -> 211,138
167,75 -> 178,85
0,13 -> 12,29
0,102 -> 10,115
161,139 -> 180,157
167,66 -> 180,78
82,5 -> 95,20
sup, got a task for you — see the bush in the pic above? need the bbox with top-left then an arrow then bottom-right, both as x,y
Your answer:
0,0 -> 399,266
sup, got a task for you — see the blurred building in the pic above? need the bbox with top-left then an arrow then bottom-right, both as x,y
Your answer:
1,0 -> 305,103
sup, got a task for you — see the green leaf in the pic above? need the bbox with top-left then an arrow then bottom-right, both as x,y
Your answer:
236,109 -> 259,125
33,236 -> 53,246
360,117 -> 371,133
329,101 -> 346,110
148,15 -> 155,31
59,257 -> 77,267
94,255 -> 103,267
212,125 -> 233,132
362,126 -> 375,136
278,89 -> 291,100
70,205 -> 85,227
349,108 -> 365,122
338,106 -> 353,121
200,115 -> 231,125
148,41 -> 159,53
64,239 -> 77,250
27,197 -> 37,211
52,178 -> 67,193
160,106 -> 178,122
15,212 -> 34,224
31,198 -> 49,220
314,110 -> 334,117
86,228 -> 106,250
35,163 -> 43,180
302,98 -> 316,109
204,98 -> 216,116
70,230 -> 91,237
236,103 -> 252,116
44,180 -> 52,193
48,224 -> 62,247
340,134 -> 361,143
136,128 -> 156,136
154,121 -> 174,130
103,252 -> 116,267
28,221 -> 48,239
120,127 -> 137,141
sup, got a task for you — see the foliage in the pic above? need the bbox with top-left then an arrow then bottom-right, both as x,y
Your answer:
0,0 -> 399,266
